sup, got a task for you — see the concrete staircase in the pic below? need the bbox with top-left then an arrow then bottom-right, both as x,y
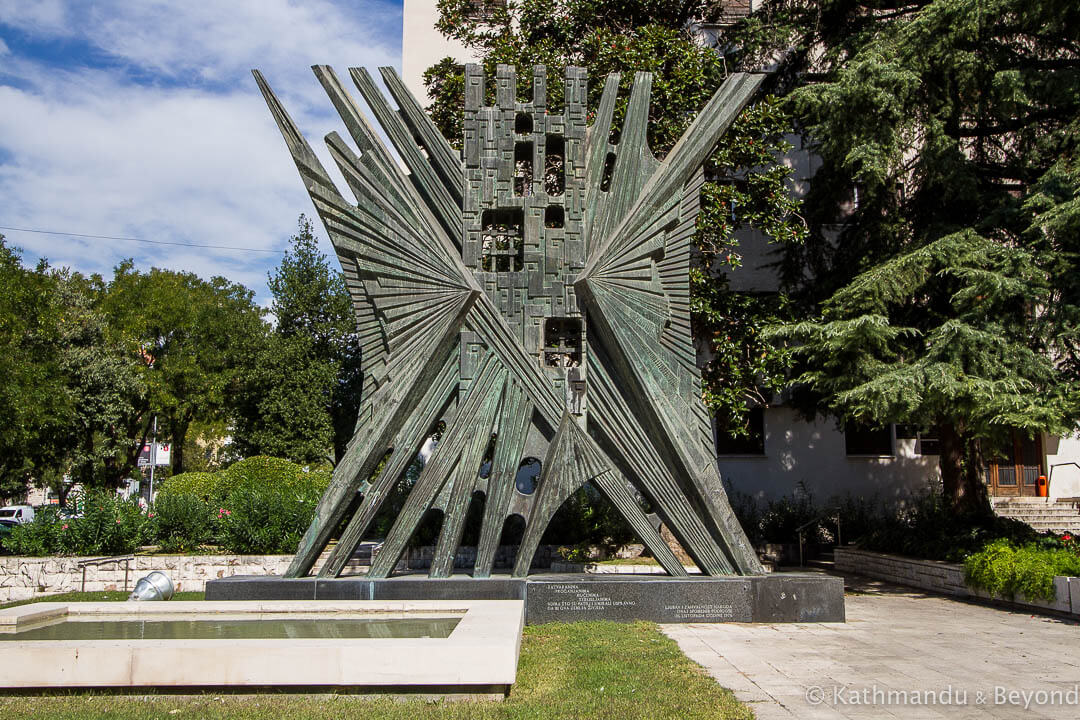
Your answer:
991,497 -> 1080,534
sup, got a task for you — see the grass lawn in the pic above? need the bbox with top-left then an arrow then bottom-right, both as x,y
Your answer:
0,594 -> 750,720
2,591 -> 206,609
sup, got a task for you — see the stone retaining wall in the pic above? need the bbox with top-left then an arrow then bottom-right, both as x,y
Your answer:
835,547 -> 1080,618
0,554 -> 294,603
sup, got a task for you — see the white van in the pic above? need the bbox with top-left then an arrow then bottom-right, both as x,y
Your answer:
0,505 -> 35,526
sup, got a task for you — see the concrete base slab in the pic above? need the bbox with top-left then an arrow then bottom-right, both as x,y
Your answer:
0,600 -> 523,695
206,572 -> 845,624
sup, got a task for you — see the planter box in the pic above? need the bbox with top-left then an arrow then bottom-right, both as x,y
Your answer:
834,547 -> 1080,619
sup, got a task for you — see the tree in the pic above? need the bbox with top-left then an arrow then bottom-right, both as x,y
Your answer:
47,269 -> 145,499
424,0 -> 806,437
739,0 -> 1080,512
769,231 -> 1076,513
0,237 -> 68,501
231,333 -> 337,463
231,216 -> 362,464
103,263 -> 264,475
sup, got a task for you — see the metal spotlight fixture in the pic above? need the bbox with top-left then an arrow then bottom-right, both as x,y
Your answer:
128,571 -> 175,601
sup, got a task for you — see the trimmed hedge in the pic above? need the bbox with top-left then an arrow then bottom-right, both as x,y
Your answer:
159,456 -> 331,505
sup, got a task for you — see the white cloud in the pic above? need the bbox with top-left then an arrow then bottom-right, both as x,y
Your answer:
0,0 -> 405,303
0,0 -> 70,36
0,37 -> 8,55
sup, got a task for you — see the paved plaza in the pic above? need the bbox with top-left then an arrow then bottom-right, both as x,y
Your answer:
664,575 -> 1080,719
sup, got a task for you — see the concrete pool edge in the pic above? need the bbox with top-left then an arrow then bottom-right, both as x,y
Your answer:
0,600 -> 524,694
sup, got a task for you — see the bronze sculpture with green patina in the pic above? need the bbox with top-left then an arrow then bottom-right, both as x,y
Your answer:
253,62 -> 766,579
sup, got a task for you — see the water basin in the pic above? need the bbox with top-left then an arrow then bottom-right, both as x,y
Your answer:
0,600 -> 524,695
1,615 -> 461,641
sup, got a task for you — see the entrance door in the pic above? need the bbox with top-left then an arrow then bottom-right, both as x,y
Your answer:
985,432 -> 1043,497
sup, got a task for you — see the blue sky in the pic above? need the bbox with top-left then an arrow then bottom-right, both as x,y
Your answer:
0,0 -> 403,305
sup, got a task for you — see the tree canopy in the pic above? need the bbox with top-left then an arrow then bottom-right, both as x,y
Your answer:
230,216 -> 363,465
738,0 -> 1080,511
0,236 -> 265,502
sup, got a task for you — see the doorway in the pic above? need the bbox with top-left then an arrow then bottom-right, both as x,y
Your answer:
985,432 -> 1043,497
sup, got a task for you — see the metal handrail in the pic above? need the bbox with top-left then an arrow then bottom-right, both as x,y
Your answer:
797,509 -> 842,567
77,554 -> 135,593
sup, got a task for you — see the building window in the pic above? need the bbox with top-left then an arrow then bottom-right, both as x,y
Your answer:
464,0 -> 507,21
916,431 -> 939,456
716,407 -> 765,456
897,425 -> 940,455
845,423 -> 894,456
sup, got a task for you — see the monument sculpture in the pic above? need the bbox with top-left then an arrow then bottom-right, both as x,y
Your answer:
254,63 -> 767,580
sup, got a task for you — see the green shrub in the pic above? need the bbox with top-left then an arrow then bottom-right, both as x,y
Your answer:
59,489 -> 148,555
964,539 -> 1080,602
2,507 -> 65,555
149,493 -> 215,553
157,471 -> 218,503
220,456 -> 331,496
4,491 -> 148,556
729,484 -> 880,546
214,477 -> 324,555
858,487 -> 1041,562
159,457 -> 331,507
3,457 -> 332,557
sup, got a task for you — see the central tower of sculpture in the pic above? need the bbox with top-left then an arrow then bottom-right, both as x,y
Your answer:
254,62 -> 766,580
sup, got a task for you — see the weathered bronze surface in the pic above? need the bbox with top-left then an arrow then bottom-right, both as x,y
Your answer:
254,63 -> 765,578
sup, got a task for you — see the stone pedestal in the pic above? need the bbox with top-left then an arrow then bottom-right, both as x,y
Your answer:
205,572 -> 844,624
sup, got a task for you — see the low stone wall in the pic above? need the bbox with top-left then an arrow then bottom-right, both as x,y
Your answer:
835,547 -> 1080,618
0,554 -> 294,603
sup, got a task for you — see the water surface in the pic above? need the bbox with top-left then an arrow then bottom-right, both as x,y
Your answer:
2,616 -> 461,641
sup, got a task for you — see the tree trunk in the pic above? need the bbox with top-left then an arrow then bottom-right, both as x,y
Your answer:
171,415 -> 190,475
57,483 -> 72,508
936,421 -> 992,516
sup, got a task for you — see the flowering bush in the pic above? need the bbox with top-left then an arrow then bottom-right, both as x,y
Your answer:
57,489 -> 148,555
151,456 -> 330,554
214,475 -> 323,555
1,507 -> 66,555
3,458 -> 331,557
2,490 -> 148,556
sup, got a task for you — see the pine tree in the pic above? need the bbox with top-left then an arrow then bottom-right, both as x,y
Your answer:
743,0 -> 1080,512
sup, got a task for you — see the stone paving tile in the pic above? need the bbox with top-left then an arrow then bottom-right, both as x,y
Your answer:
662,576 -> 1080,719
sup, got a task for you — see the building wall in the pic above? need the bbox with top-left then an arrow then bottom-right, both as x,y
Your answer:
717,406 -> 938,505
1046,432 -> 1080,500
402,0 -> 479,103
